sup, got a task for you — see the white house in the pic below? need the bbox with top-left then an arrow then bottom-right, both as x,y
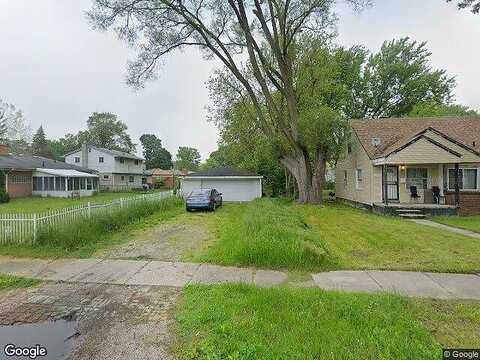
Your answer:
65,144 -> 146,191
181,167 -> 263,202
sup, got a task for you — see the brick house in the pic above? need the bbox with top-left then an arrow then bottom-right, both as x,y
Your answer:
144,169 -> 187,189
0,145 -> 98,198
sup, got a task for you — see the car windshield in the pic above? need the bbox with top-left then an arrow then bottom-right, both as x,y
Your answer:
190,189 -> 211,196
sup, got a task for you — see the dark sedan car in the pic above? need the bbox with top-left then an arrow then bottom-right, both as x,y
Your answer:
186,188 -> 223,212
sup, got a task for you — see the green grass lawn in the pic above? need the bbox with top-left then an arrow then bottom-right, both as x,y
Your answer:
0,190 -> 166,214
174,284 -> 480,360
432,215 -> 480,234
193,198 -> 480,273
0,274 -> 40,291
0,196 -> 184,259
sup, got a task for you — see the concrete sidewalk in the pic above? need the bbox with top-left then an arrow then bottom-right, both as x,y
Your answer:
0,257 -> 479,299
411,219 -> 480,239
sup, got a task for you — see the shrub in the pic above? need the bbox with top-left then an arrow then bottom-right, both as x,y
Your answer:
0,191 -> 10,203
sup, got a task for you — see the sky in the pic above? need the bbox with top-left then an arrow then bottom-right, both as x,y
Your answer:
0,0 -> 479,159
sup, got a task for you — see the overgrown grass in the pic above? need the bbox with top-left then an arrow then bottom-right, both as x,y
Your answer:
0,274 -> 40,290
0,196 -> 184,258
302,202 -> 480,273
411,299 -> 480,348
432,215 -> 480,234
174,284 -> 440,360
0,190 -> 166,214
195,198 -> 333,271
196,199 -> 480,273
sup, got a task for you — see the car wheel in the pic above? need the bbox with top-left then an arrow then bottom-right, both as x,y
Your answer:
186,207 -> 192,212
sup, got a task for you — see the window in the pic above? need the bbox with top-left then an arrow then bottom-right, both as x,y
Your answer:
68,178 -> 73,191
119,158 -> 125,164
80,178 -> 86,190
449,168 -> 478,190
32,177 -> 42,191
74,157 -> 80,163
73,178 -> 80,190
343,170 -> 348,188
87,178 -> 93,190
11,175 -> 30,184
43,177 -> 54,191
103,175 -> 109,180
406,168 -> 428,189
129,176 -> 134,183
55,177 -> 66,191
134,160 -> 139,165
355,169 -> 363,189
120,175 -> 125,181
99,157 -> 104,163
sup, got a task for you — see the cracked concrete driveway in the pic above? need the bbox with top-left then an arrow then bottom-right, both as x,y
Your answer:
0,282 -> 180,360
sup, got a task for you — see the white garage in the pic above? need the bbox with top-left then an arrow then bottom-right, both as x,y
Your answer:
180,167 -> 263,202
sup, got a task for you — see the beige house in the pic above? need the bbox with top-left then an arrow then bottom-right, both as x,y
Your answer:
335,117 -> 480,216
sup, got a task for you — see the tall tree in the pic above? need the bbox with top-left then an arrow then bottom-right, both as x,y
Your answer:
140,134 -> 173,169
88,0 -> 369,203
0,99 -> 32,148
447,0 -> 480,13
345,38 -> 455,119
31,126 -> 50,157
409,101 -> 479,117
175,147 -> 201,171
87,112 -> 135,152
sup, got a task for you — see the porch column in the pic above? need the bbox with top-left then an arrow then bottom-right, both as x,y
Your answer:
454,163 -> 460,207
383,165 -> 388,205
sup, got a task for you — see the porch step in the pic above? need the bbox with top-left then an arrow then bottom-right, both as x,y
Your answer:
395,209 -> 423,213
398,213 -> 426,219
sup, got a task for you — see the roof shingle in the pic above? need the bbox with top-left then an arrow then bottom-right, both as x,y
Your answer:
352,117 -> 480,159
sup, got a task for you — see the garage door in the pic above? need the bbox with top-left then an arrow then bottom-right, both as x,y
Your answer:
181,178 -> 261,202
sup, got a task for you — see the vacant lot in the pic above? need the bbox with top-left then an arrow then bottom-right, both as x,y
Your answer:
191,199 -> 480,273
0,191 -> 164,214
432,215 -> 480,234
174,284 -> 480,359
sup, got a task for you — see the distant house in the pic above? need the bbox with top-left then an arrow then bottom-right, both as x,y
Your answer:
181,167 -> 263,202
0,144 -> 98,198
65,144 -> 145,191
144,168 -> 187,189
335,117 -> 480,216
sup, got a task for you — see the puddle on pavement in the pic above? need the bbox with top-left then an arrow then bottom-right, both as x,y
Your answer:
0,319 -> 77,359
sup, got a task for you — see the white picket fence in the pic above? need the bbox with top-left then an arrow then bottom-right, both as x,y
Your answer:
0,191 -> 173,245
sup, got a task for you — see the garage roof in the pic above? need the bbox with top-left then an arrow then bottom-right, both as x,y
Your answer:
186,167 -> 261,178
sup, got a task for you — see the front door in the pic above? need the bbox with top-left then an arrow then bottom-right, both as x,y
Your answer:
386,166 -> 399,201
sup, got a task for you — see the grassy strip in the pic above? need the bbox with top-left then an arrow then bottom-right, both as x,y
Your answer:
0,196 -> 184,258
0,191 -> 164,214
0,274 -> 40,290
301,202 -> 480,273
195,198 -> 334,271
411,299 -> 480,348
174,284 -> 440,360
432,215 -> 480,234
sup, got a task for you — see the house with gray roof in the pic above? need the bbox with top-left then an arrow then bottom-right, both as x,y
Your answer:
64,144 -> 146,191
0,144 -> 99,198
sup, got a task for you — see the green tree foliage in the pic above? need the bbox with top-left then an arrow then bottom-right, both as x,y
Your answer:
447,0 -> 480,13
140,134 -> 172,169
175,147 -> 201,171
409,101 -> 479,117
31,126 -> 50,157
346,38 -> 456,119
86,112 -> 135,152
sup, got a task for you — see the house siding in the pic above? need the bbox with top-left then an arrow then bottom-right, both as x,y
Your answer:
335,133 -> 378,205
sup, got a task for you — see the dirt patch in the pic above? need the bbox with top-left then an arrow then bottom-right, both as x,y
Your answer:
0,282 -> 180,359
103,219 -> 213,261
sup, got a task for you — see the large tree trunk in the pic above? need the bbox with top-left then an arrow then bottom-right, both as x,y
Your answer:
280,148 -> 327,204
